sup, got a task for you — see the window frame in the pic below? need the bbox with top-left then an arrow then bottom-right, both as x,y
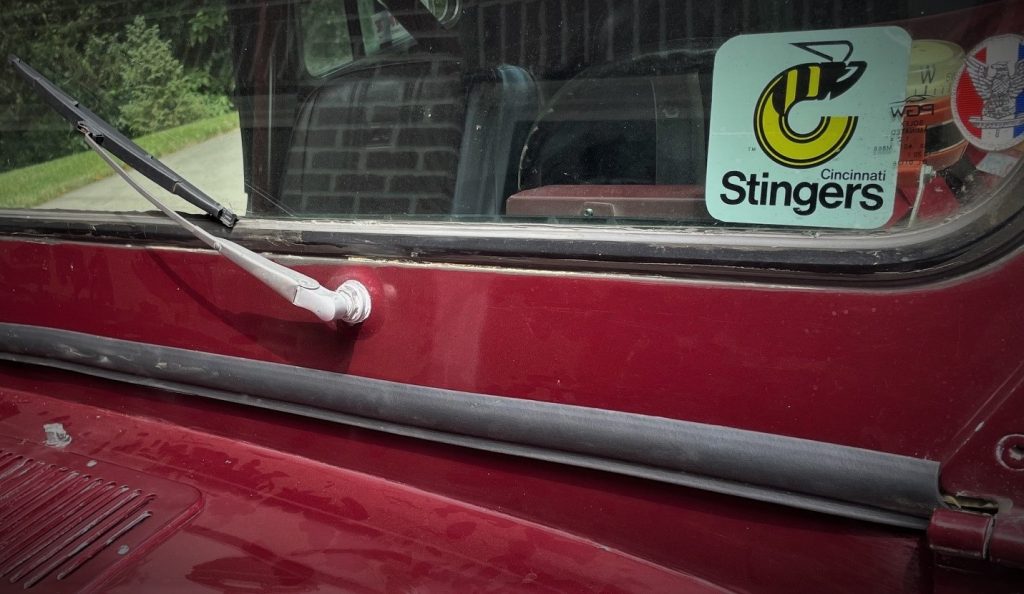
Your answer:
5,0 -> 1023,287
2,157 -> 1022,288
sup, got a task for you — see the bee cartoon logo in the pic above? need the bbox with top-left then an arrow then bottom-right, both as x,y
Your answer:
754,41 -> 866,169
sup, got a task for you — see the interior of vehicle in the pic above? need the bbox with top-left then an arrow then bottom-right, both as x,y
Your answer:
231,0 -> 1012,228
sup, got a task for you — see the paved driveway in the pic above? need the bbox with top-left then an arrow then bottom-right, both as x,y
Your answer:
37,129 -> 247,215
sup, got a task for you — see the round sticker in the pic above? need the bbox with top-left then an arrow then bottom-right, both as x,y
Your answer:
951,33 -> 1024,152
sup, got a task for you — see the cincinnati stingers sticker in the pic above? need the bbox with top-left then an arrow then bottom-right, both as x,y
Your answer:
706,27 -> 911,229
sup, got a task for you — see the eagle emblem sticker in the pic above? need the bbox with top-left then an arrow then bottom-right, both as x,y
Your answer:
706,27 -> 911,229
952,34 -> 1024,152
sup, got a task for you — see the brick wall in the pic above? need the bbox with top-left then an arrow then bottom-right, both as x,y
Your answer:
274,0 -> 907,217
279,57 -> 465,216
459,0 -> 909,75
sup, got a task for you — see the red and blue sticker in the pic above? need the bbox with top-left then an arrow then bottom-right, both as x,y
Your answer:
952,33 -> 1024,152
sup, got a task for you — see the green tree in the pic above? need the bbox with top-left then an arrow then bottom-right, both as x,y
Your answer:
0,0 -> 235,172
88,16 -> 230,135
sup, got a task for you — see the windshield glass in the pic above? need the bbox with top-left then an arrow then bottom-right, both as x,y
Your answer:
2,0 -> 1022,235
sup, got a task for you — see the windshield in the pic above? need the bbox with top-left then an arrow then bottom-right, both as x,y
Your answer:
2,0 -> 1022,235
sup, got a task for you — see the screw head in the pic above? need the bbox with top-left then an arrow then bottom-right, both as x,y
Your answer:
996,434 -> 1024,471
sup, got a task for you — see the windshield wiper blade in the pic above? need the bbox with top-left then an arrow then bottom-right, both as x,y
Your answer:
8,55 -> 371,324
9,55 -> 237,227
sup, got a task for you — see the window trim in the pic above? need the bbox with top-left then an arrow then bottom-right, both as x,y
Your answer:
1,163 -> 1022,289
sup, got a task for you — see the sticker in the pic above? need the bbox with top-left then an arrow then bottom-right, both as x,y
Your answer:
705,27 -> 911,229
952,34 -> 1024,152
895,40 -> 966,187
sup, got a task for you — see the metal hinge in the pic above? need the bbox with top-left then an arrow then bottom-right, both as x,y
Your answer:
928,497 -> 1024,569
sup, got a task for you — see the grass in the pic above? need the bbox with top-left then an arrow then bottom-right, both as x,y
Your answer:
0,112 -> 239,209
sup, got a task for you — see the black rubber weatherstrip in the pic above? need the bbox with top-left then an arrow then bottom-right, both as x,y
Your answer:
0,323 -> 941,530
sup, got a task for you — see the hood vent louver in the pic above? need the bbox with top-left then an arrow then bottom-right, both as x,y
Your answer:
0,445 -> 201,592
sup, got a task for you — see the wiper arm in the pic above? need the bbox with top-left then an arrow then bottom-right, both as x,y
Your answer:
9,55 -> 237,227
10,55 -> 371,324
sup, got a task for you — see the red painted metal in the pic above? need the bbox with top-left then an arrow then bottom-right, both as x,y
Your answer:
990,510 -> 1024,569
0,439 -> 201,593
926,508 -> 1024,593
0,221 -> 1022,589
940,362 -> 1024,507
0,238 -> 1022,460
928,508 -> 992,560
0,384 -> 728,593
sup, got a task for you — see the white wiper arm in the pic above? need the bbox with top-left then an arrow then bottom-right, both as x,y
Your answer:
82,131 -> 371,324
